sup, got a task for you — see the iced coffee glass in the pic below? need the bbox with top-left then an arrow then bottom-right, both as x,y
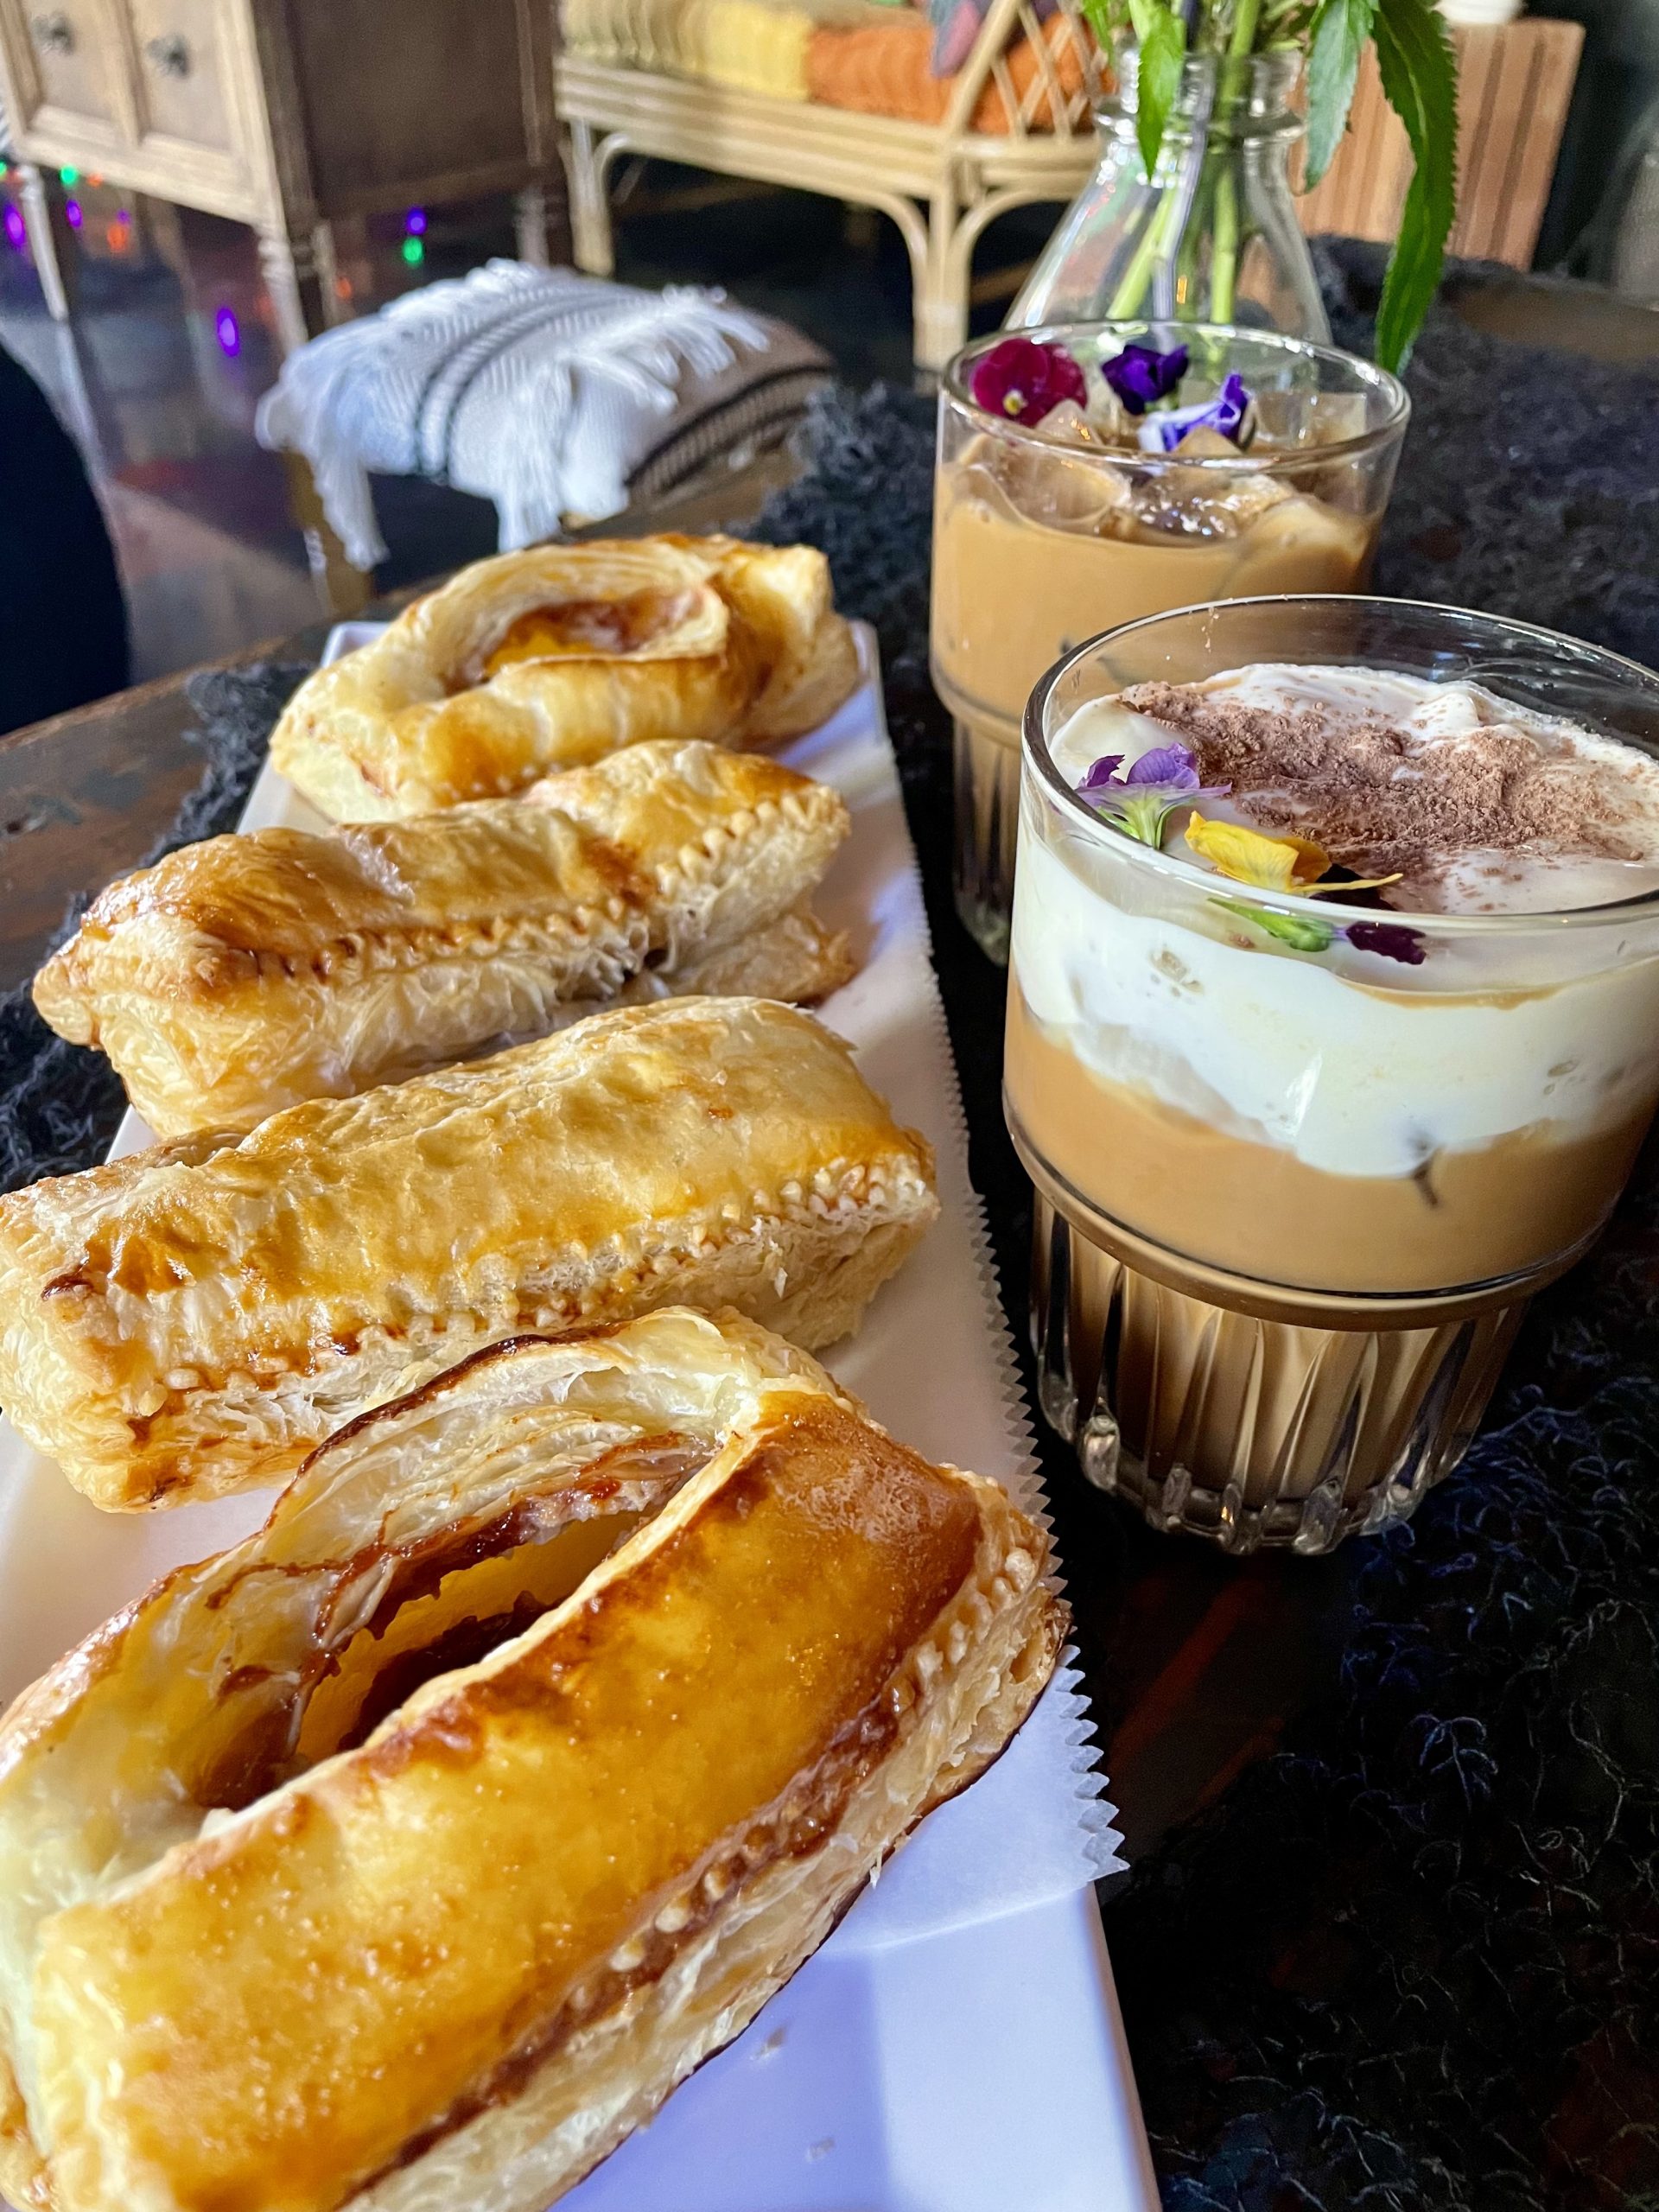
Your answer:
1006,597 -> 1659,1553
933,322 -> 1408,958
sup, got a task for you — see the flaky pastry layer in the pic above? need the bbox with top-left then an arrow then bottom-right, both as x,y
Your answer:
33,739 -> 854,1135
0,999 -> 938,1510
0,1307 -> 1064,2212
268,535 -> 861,821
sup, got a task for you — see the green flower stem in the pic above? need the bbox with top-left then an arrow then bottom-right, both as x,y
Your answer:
1227,0 -> 1262,59
1213,895 -> 1334,952
1210,160 -> 1239,320
1174,150 -> 1212,309
1107,170 -> 1188,318
1205,0 -> 1259,323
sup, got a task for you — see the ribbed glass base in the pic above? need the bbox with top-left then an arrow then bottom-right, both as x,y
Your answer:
951,717 -> 1021,963
1030,1194 -> 1525,1554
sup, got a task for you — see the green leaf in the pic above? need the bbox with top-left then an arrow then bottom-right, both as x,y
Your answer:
1077,0 -> 1120,50
1371,0 -> 1459,373
1303,0 -> 1376,186
1128,0 -> 1187,181
1213,898 -> 1335,952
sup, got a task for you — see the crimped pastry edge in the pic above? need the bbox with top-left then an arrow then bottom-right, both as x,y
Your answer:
42,898 -> 855,1142
0,999 -> 941,1510
266,537 -> 858,820
38,780 -> 846,1010
11,1375 -> 1061,2212
0,1311 -> 857,2209
1,1151 -> 937,1510
32,744 -> 854,1137
355,1525 -> 1063,2212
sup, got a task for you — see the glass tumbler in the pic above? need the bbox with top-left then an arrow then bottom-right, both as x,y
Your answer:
1005,597 -> 1659,1553
932,321 -> 1408,961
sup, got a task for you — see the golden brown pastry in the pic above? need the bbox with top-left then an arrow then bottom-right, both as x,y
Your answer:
33,739 -> 855,1137
0,998 -> 937,1510
269,534 -> 861,820
0,1306 -> 1064,2212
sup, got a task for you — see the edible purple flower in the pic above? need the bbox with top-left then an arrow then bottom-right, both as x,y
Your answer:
1101,341 -> 1189,416
1129,744 -> 1204,787
1137,372 -> 1253,454
1344,919 -> 1426,965
968,336 -> 1087,426
1077,743 -> 1231,848
1078,753 -> 1124,791
1214,904 -> 1427,963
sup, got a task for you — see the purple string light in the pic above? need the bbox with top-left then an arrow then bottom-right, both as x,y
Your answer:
3,206 -> 24,252
214,306 -> 241,357
63,200 -> 82,231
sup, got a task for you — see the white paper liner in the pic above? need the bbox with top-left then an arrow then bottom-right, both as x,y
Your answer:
791,639 -> 1122,1949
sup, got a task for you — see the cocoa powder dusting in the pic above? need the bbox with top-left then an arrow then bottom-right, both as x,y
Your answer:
1117,681 -> 1639,877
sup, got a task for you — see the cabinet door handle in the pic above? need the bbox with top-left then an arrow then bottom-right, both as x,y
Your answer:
143,30 -> 189,75
29,12 -> 73,52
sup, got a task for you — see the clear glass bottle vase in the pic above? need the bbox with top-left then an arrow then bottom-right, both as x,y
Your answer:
1010,45 -> 1331,339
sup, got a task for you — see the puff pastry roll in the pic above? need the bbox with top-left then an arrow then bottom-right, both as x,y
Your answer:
269,533 -> 861,820
33,739 -> 854,1136
0,998 -> 937,1510
0,1306 -> 1064,2212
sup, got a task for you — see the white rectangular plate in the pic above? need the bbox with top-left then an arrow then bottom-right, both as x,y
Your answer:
0,627 -> 1157,2212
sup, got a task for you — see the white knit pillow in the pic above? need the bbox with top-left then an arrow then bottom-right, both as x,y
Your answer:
255,263 -> 821,570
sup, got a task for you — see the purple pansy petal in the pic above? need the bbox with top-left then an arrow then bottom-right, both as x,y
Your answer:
1215,372 -> 1249,423
1079,753 -> 1125,791
1136,370 -> 1254,454
969,336 -> 1087,426
1078,746 -> 1231,823
1076,749 -> 1232,849
1126,742 -> 1199,788
1101,342 -> 1189,416
1344,920 -> 1426,965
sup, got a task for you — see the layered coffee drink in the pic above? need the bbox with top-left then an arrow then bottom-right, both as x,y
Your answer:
932,323 -> 1408,957
1007,600 -> 1659,1553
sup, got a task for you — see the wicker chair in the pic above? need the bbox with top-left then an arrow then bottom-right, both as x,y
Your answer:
558,10 -> 1586,374
556,0 -> 1103,373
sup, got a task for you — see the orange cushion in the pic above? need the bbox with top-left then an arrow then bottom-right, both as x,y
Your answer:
805,13 -> 1089,133
807,17 -> 950,124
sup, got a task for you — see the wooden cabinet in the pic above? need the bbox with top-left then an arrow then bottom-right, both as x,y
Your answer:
1,0 -> 123,132
0,0 -> 562,348
124,0 -> 241,158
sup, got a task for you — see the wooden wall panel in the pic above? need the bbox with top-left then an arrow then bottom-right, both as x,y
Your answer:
1295,17 -> 1585,270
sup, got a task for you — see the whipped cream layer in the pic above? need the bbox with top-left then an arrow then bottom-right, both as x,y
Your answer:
1052,663 -> 1659,915
1019,664 -> 1659,1181
1013,834 -> 1659,1179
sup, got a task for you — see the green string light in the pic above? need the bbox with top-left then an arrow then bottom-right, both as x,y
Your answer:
58,166 -> 78,186
401,236 -> 424,266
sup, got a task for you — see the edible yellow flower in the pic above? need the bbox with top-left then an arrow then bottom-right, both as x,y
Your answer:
1184,814 -> 1402,897
1184,816 -> 1332,891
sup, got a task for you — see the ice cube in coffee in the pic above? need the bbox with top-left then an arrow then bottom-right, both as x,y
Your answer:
932,323 -> 1409,957
1006,598 -> 1659,1553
